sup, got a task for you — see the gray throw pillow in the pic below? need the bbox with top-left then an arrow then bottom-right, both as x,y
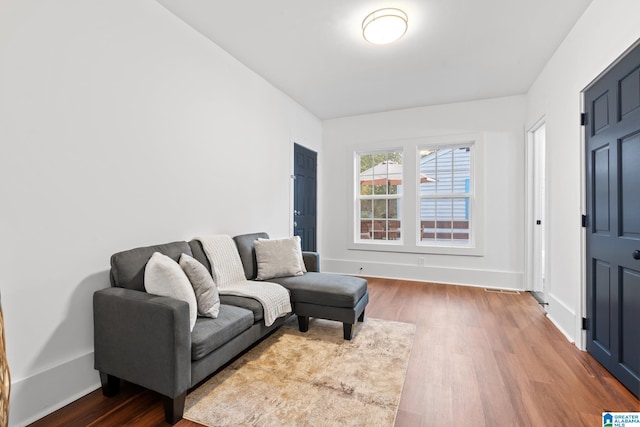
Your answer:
254,236 -> 305,280
179,253 -> 220,318
144,252 -> 198,331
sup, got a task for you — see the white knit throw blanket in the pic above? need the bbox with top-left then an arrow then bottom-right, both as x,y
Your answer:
195,235 -> 291,327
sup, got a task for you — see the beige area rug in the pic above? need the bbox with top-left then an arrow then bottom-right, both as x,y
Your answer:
184,317 -> 416,427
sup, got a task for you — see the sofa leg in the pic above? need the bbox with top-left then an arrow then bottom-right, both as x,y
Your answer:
163,392 -> 186,425
99,372 -> 120,397
358,309 -> 365,322
343,323 -> 354,340
298,315 -> 309,332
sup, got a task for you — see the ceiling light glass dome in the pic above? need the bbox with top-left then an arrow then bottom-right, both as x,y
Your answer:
362,8 -> 408,45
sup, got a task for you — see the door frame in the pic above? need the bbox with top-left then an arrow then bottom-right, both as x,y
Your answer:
525,117 -> 548,300
579,92 -> 587,351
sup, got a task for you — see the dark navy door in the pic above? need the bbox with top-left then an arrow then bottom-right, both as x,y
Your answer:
293,143 -> 317,251
585,42 -> 640,397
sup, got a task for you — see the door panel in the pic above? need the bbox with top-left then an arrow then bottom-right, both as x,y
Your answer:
621,268 -> 640,378
593,145 -> 610,233
593,259 -> 611,353
592,91 -> 610,133
586,42 -> 640,398
621,134 -> 640,236
620,67 -> 640,117
293,144 -> 317,252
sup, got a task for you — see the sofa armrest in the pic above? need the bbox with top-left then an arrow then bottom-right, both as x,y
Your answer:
302,251 -> 320,272
93,287 -> 191,398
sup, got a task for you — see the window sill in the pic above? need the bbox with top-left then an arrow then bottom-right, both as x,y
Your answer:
348,240 -> 484,256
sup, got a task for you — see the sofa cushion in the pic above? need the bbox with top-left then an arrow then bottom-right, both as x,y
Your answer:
270,272 -> 367,308
180,253 -> 220,318
219,295 -> 264,322
144,252 -> 198,331
191,304 -> 254,361
188,239 -> 212,275
254,236 -> 305,280
233,232 -> 269,280
110,241 -> 192,292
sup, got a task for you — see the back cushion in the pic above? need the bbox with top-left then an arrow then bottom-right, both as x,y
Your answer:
233,232 -> 269,280
110,241 -> 192,291
188,239 -> 212,274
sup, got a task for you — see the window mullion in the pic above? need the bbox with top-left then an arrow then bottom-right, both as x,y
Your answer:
420,193 -> 470,199
361,194 -> 402,200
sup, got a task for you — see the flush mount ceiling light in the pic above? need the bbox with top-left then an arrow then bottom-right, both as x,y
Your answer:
362,8 -> 408,45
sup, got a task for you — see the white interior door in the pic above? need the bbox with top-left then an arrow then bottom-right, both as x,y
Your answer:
531,124 -> 547,294
526,121 -> 547,299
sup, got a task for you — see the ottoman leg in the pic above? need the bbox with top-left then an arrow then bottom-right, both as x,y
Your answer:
344,309 -> 365,340
298,315 -> 309,332
343,323 -> 354,340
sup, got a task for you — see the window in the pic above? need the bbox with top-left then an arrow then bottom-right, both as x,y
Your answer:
350,134 -> 483,256
419,145 -> 472,245
357,150 -> 403,242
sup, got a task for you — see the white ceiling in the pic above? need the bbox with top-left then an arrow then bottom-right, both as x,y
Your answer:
157,0 -> 593,120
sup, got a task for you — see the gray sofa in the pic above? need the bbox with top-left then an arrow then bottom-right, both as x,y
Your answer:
93,232 -> 368,424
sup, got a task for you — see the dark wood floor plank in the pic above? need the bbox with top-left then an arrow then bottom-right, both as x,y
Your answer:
28,278 -> 640,426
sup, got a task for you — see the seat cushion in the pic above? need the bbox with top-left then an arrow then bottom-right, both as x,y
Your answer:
270,272 -> 367,308
219,295 -> 264,322
191,305 -> 254,361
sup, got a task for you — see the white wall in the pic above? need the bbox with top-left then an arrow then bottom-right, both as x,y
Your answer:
0,1 -> 321,425
321,96 -> 527,289
525,0 -> 640,345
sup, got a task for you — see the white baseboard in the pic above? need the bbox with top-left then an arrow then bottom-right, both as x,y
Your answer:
545,293 -> 577,344
322,258 -> 524,290
324,258 -> 582,346
9,351 -> 100,427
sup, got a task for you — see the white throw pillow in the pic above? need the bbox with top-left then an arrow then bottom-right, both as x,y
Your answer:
255,236 -> 305,280
144,252 -> 198,331
258,236 -> 307,272
179,253 -> 220,318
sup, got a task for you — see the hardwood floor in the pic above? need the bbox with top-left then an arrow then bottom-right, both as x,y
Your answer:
30,278 -> 639,426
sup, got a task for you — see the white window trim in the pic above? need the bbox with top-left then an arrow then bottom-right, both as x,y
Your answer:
348,134 -> 484,256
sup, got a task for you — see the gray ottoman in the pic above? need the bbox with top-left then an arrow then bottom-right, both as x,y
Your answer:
231,232 -> 369,340
272,272 -> 369,340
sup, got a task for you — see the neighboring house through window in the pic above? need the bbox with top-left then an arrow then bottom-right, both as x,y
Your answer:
419,145 -> 472,245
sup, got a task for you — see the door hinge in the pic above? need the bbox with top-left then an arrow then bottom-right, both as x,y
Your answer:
580,112 -> 588,126
581,214 -> 589,228
582,317 -> 589,331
